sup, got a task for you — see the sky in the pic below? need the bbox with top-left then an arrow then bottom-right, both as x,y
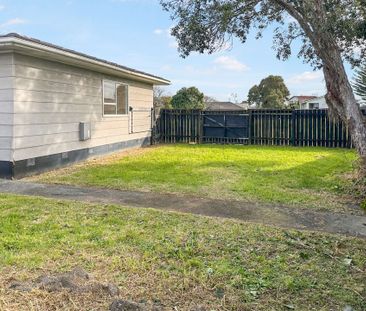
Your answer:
0,0 -> 355,102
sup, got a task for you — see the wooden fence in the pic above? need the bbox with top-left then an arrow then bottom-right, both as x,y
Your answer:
154,109 -> 202,144
153,108 -> 366,148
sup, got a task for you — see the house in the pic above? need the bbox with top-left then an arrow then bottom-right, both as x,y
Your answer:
205,101 -> 245,110
300,96 -> 328,109
236,101 -> 250,110
0,33 -> 170,178
287,95 -> 317,106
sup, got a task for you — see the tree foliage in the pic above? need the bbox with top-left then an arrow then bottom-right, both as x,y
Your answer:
171,87 -> 205,109
248,75 -> 289,108
248,85 -> 260,107
160,0 -> 366,68
353,63 -> 366,103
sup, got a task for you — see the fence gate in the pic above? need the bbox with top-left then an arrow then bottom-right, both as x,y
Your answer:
203,111 -> 249,144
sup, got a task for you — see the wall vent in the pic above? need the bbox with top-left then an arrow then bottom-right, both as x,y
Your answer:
79,122 -> 91,141
26,158 -> 35,167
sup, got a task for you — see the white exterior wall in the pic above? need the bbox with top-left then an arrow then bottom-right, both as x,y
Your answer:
12,53 -> 153,161
0,53 -> 14,162
301,97 -> 328,109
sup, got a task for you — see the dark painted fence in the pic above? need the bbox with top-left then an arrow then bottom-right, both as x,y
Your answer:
203,111 -> 249,144
153,108 -> 366,148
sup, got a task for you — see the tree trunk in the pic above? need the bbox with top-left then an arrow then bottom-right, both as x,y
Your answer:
273,0 -> 366,174
321,47 -> 366,176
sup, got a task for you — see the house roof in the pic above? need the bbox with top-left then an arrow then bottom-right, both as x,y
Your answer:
205,101 -> 244,110
303,96 -> 325,103
289,96 -> 318,104
0,33 -> 170,85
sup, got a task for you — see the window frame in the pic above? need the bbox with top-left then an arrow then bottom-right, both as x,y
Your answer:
102,79 -> 129,117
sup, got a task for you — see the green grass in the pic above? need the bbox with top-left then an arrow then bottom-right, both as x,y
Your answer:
0,194 -> 365,310
34,144 -> 359,212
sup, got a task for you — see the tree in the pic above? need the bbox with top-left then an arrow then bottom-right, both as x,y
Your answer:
288,101 -> 300,109
159,96 -> 173,109
248,85 -> 261,107
229,92 -> 239,103
160,0 -> 366,173
204,95 -> 218,103
171,87 -> 205,109
154,87 -> 172,110
353,63 -> 366,104
153,86 -> 165,108
248,75 -> 289,108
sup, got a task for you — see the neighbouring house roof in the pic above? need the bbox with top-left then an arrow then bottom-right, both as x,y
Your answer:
289,96 -> 318,104
0,33 -> 170,85
205,101 -> 244,110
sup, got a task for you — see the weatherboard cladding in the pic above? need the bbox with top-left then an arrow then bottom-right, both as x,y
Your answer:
0,34 -> 164,177
10,53 -> 153,162
0,53 -> 14,162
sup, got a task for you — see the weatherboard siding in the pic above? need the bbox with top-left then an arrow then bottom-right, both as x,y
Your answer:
12,53 -> 153,161
0,53 -> 14,162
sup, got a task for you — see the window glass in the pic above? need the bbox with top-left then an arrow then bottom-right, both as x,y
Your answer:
103,81 -> 116,104
104,104 -> 116,115
117,84 -> 128,115
103,81 -> 128,115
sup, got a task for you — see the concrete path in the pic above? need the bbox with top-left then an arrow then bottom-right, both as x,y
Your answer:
0,179 -> 365,238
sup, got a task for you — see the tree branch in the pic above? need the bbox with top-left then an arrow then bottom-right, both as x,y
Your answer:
268,0 -> 317,44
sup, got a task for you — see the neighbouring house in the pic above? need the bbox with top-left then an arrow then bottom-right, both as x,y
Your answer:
300,96 -> 328,109
0,33 -> 170,178
236,101 -> 250,109
287,95 -> 317,106
205,101 -> 245,110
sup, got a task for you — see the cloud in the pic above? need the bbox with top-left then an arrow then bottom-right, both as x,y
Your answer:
160,64 -> 173,72
0,5 -> 5,11
0,18 -> 27,28
213,56 -> 249,72
285,71 -> 326,96
153,28 -> 164,35
286,71 -> 323,85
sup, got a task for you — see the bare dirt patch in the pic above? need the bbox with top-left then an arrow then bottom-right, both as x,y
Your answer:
1,266 -> 210,311
8,267 -> 119,296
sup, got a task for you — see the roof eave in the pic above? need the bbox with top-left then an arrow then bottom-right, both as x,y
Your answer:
0,37 -> 170,86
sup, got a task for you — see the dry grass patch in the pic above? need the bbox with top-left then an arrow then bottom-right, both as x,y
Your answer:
0,194 -> 365,310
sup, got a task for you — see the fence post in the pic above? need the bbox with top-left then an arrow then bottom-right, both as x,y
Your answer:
248,109 -> 252,145
199,110 -> 203,144
150,107 -> 155,145
129,106 -> 134,134
291,109 -> 296,146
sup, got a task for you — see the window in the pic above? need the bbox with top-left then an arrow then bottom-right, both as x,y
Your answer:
103,80 -> 128,115
309,102 -> 319,109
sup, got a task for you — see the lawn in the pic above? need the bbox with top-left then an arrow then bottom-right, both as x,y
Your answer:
0,194 -> 365,310
33,144 -> 360,213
